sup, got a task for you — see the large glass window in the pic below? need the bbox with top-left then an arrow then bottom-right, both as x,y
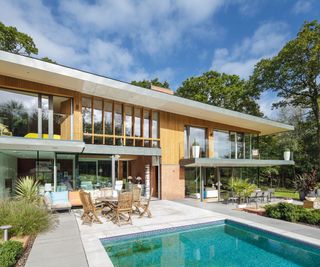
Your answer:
0,89 -> 38,137
214,130 -> 230,159
114,103 -> 123,136
82,97 -> 92,134
143,110 -> 150,147
125,106 -> 133,136
93,99 -> 103,134
134,107 -> 142,137
184,126 -> 207,158
53,96 -> 72,140
41,95 -> 49,136
104,101 -> 113,135
214,130 -> 251,159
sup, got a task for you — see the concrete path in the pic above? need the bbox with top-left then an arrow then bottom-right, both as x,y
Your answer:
26,212 -> 88,267
177,198 -> 320,240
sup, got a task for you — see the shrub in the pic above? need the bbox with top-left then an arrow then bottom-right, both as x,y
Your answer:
265,203 -> 320,226
15,176 -> 39,203
0,200 -> 53,237
228,178 -> 257,203
0,240 -> 23,267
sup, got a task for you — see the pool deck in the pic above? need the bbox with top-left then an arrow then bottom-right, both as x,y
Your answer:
26,199 -> 320,267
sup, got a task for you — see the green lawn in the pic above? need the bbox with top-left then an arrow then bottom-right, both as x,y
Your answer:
274,190 -> 299,200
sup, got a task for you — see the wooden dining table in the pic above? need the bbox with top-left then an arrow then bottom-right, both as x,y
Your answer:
96,196 -> 118,217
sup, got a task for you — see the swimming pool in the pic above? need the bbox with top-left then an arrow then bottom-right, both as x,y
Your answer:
101,220 -> 320,267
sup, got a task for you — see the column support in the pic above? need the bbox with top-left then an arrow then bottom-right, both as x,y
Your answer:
217,167 -> 221,202
53,152 -> 57,192
111,155 -> 116,188
200,166 -> 205,202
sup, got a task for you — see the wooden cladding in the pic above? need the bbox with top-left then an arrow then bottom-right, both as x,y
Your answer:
82,96 -> 160,147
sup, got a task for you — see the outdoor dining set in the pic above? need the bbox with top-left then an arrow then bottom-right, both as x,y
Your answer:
228,188 -> 275,204
79,182 -> 153,226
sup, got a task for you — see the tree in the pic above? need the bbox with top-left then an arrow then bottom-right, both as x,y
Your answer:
176,70 -> 262,116
131,78 -> 170,89
250,20 -> 320,169
0,22 -> 38,56
0,21 -> 55,63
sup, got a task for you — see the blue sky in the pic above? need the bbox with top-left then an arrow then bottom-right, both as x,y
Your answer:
0,0 -> 319,118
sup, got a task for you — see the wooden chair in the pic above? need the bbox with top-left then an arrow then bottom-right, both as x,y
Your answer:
138,188 -> 153,218
112,192 -> 133,226
132,186 -> 142,212
79,189 -> 102,225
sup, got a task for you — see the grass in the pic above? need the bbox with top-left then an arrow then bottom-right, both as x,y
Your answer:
274,189 -> 299,200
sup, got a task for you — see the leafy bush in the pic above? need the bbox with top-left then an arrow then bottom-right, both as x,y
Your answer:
15,176 -> 39,203
0,200 -> 52,237
228,178 -> 257,203
265,203 -> 320,226
0,240 -> 23,267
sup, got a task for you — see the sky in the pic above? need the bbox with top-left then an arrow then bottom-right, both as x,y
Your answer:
0,0 -> 319,118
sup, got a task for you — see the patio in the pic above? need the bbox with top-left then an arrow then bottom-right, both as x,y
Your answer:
26,199 -> 320,267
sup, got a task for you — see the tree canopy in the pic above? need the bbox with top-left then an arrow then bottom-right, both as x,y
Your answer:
250,20 -> 320,169
0,22 -> 38,56
131,78 -> 170,89
176,70 -> 262,116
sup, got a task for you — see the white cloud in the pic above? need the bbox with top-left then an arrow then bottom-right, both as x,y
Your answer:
258,91 -> 280,119
211,22 -> 289,79
292,0 -> 312,14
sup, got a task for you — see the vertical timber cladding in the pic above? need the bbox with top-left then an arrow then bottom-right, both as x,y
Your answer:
159,111 -> 259,200
0,75 -> 83,141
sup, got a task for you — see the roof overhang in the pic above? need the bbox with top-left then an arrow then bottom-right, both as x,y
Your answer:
0,136 -> 85,153
180,158 -> 295,167
0,51 -> 294,135
83,144 -> 161,156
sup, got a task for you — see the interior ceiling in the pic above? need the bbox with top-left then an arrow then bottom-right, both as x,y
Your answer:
0,52 -> 294,135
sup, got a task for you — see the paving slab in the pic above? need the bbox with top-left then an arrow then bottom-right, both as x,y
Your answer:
26,212 -> 88,267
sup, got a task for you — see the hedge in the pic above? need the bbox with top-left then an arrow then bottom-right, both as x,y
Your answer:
0,240 -> 23,267
265,203 -> 320,226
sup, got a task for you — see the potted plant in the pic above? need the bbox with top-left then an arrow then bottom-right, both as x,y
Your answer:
228,178 -> 257,208
192,139 -> 200,158
293,170 -> 317,201
283,148 -> 291,160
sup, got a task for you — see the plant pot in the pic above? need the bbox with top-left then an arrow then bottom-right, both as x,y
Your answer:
299,191 -> 306,201
192,145 -> 200,158
237,203 -> 247,209
305,196 -> 316,202
283,151 -> 290,160
317,189 -> 320,197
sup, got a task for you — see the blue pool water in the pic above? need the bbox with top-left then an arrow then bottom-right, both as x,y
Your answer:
101,220 -> 320,267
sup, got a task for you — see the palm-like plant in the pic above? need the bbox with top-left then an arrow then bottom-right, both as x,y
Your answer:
15,176 -> 39,203
229,178 -> 257,204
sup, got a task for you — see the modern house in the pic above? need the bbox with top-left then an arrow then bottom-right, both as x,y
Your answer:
0,51 -> 294,201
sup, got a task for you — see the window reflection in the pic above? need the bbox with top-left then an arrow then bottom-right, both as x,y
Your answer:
134,108 -> 142,137
214,130 -> 230,159
104,101 -> 113,135
82,97 -> 92,134
54,96 -> 71,140
184,126 -> 207,158
0,89 -> 38,137
125,106 -> 133,136
114,104 -> 122,135
93,99 -> 103,134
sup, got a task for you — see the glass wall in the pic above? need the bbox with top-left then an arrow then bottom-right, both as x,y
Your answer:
184,126 -> 207,158
82,96 -> 160,147
0,88 -> 72,140
0,88 -> 38,137
213,130 -> 254,159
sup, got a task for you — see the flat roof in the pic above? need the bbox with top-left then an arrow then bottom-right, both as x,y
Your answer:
0,51 -> 294,135
180,158 -> 295,167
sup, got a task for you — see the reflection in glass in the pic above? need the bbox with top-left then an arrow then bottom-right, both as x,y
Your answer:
0,88 -> 38,137
134,108 -> 141,137
237,133 -> 244,159
230,132 -> 236,159
125,106 -> 133,136
143,110 -> 150,138
82,97 -> 92,134
114,104 -> 123,135
42,95 -> 49,136
244,134 -> 252,159
152,111 -> 159,138
53,96 -> 71,140
104,101 -> 113,135
93,99 -> 103,134
214,130 -> 230,159
184,126 -> 207,158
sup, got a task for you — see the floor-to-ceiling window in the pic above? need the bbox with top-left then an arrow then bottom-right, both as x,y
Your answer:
82,96 -> 160,147
0,88 -> 73,140
184,126 -> 207,158
213,130 -> 255,159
